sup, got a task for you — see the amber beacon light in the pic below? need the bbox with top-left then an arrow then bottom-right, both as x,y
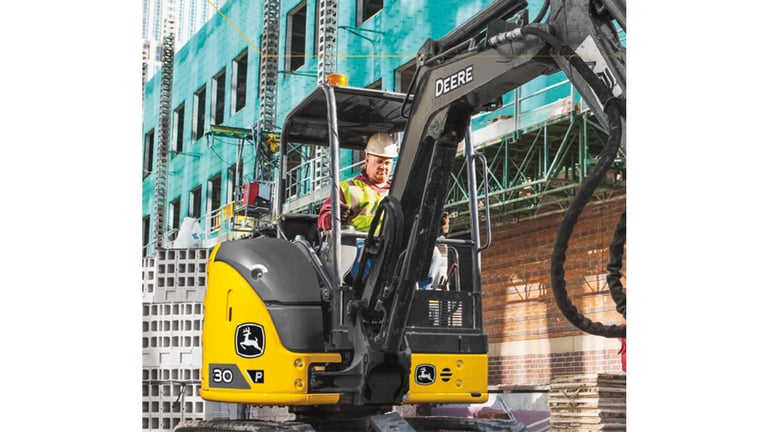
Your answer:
326,73 -> 348,87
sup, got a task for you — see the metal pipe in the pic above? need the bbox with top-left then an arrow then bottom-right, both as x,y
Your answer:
464,129 -> 481,252
434,0 -> 527,53
475,151 -> 492,251
320,83 -> 342,288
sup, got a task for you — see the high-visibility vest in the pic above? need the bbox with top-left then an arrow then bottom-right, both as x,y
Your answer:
340,178 -> 388,232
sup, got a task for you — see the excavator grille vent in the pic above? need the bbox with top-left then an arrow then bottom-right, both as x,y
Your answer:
427,299 -> 463,327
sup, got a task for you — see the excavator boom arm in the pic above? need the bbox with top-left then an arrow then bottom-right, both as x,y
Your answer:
361,0 -> 626,357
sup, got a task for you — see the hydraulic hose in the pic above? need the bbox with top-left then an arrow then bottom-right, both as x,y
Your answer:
549,100 -> 625,338
532,0 -> 550,23
353,196 -> 405,294
520,25 -> 626,338
607,210 -> 626,318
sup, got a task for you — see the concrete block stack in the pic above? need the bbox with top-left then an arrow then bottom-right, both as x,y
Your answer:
153,248 -> 209,303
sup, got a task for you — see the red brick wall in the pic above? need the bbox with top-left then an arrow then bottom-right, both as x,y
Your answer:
481,196 -> 626,386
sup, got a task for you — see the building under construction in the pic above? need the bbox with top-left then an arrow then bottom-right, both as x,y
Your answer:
141,0 -> 626,430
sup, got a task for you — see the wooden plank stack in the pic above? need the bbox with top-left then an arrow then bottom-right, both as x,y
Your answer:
548,373 -> 626,431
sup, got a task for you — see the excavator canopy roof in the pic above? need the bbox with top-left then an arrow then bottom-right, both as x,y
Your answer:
281,85 -> 410,150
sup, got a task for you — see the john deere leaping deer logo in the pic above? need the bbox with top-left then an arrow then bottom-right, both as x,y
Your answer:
235,323 -> 265,358
415,364 -> 436,385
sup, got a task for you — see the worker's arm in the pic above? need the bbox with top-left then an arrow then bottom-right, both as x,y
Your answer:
317,189 -> 351,231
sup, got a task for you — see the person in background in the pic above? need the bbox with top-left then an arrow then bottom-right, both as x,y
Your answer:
419,212 -> 450,289
317,132 -> 397,232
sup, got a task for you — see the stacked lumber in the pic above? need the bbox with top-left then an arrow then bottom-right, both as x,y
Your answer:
548,373 -> 626,431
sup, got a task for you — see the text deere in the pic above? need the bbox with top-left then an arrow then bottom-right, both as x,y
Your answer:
435,65 -> 474,97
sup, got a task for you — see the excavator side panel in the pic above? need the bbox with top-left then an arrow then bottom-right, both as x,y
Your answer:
201,241 -> 342,405
405,352 -> 488,404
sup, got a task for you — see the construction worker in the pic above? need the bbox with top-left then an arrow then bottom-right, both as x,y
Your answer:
317,132 -> 397,232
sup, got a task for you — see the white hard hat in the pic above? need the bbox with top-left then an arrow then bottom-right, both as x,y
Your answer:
365,132 -> 398,158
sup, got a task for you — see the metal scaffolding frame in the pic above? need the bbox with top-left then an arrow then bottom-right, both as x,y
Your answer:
316,0 -> 338,83
445,110 -> 626,234
153,16 -> 176,251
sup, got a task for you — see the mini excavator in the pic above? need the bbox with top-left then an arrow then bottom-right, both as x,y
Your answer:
179,0 -> 626,430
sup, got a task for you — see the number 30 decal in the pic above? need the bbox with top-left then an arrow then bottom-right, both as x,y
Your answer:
208,363 -> 250,389
212,367 -> 233,383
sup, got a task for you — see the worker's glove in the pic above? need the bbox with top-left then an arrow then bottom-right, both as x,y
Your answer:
339,203 -> 353,225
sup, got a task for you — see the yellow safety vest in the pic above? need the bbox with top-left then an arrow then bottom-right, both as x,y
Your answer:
340,179 -> 388,232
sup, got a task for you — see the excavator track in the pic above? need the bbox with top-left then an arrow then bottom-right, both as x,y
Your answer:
176,412 -> 528,432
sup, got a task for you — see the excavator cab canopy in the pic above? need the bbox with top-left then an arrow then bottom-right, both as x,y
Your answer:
275,84 -> 413,227
280,85 -> 410,150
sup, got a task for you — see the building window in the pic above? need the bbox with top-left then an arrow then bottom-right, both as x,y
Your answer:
189,186 -> 202,219
287,2 -> 307,72
211,69 -> 226,125
358,0 -> 383,25
143,129 -> 154,178
142,216 -> 151,257
396,59 -> 417,93
227,164 -> 238,203
142,0 -> 149,39
152,0 -> 162,40
232,50 -> 248,113
314,1 -> 320,57
173,103 -> 185,154
169,197 -> 181,234
207,174 -> 222,229
193,85 -> 206,140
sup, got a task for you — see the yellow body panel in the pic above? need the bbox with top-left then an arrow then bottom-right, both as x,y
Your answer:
200,246 -> 342,405
404,353 -> 488,404
201,244 -> 489,406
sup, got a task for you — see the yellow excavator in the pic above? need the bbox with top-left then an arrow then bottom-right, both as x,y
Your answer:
180,0 -> 626,430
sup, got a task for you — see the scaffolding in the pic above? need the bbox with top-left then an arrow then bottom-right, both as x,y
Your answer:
446,110 -> 625,235
152,15 -> 176,251
204,125 -> 273,238
316,0 -> 338,83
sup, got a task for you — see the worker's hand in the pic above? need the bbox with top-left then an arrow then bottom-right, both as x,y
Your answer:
340,202 -> 353,225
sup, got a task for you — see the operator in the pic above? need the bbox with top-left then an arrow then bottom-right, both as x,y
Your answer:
317,132 -> 397,232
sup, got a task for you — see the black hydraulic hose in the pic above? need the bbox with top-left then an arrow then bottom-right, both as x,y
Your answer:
400,63 -> 422,119
519,25 -> 626,338
550,100 -> 625,338
353,197 -> 404,292
607,210 -> 626,318
434,0 -> 527,54
520,26 -> 617,108
532,0 -> 550,23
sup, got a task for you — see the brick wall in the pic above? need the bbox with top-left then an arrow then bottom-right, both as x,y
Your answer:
481,196 -> 626,386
